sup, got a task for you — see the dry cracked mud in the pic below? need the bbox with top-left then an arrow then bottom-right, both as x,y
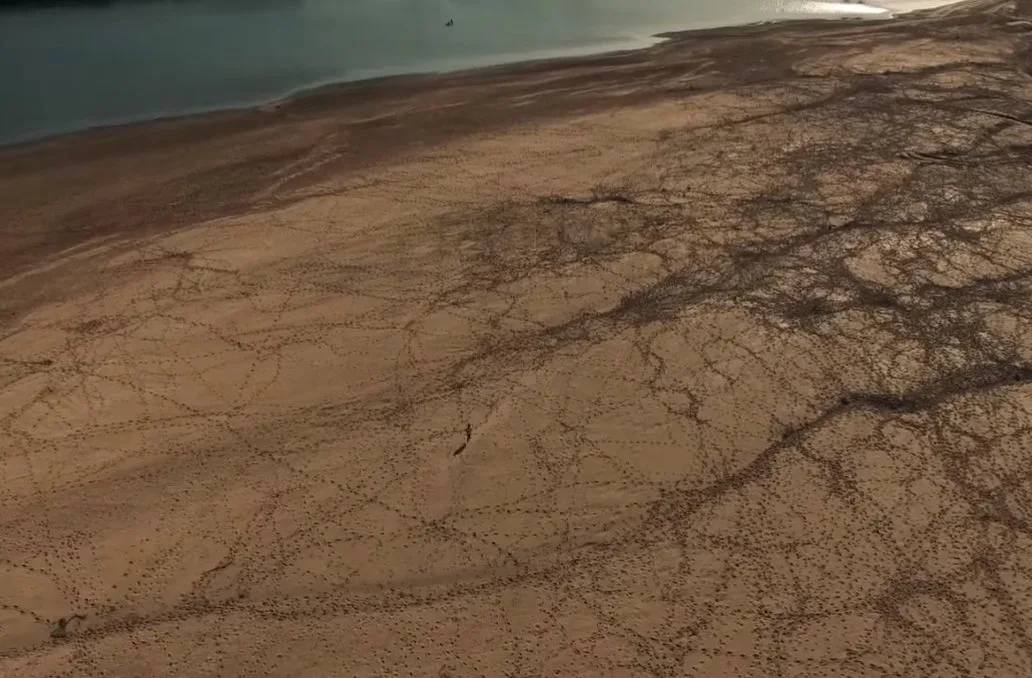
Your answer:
2,0 -> 1032,675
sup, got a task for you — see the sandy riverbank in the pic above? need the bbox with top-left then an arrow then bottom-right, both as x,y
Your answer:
3,0 -> 1032,675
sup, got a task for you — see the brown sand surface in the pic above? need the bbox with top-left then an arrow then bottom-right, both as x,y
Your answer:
3,1 -> 1032,675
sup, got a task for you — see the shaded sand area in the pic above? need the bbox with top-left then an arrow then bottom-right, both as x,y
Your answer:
4,0 -> 1032,675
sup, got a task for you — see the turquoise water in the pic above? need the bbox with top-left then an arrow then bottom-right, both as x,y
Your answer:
0,0 -> 891,146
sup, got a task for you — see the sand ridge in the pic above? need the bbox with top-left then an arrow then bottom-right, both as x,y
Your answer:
2,0 -> 1032,675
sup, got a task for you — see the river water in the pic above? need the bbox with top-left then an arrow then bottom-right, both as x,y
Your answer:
0,0 -> 939,146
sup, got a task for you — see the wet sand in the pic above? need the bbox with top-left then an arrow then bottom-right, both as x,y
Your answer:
3,0 -> 1032,675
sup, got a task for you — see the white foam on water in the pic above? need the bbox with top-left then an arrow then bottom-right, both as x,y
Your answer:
782,0 -> 892,14
858,0 -> 970,13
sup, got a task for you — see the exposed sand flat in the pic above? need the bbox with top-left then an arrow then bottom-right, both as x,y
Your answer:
3,1 -> 1032,675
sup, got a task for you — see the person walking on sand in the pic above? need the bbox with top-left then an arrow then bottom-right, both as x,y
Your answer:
453,423 -> 472,456
50,615 -> 86,639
